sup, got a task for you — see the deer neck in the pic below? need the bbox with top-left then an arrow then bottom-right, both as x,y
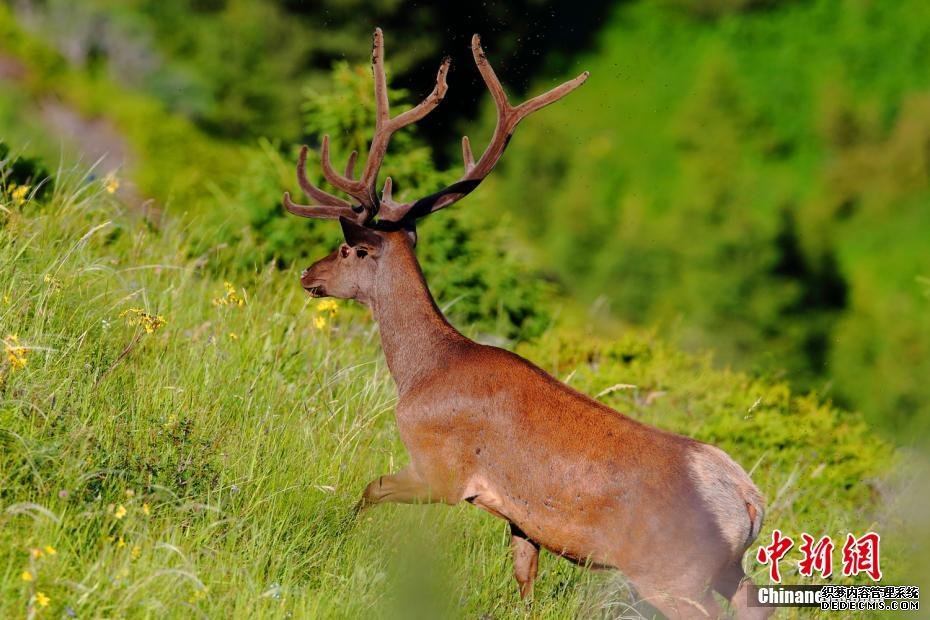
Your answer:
368,242 -> 467,395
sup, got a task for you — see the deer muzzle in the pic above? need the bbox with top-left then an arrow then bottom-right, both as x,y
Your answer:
299,269 -> 326,297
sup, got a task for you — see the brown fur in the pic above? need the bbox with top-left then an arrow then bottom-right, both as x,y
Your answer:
301,227 -> 772,619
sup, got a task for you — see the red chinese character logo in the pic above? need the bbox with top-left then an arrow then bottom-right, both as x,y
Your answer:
842,532 -> 882,581
798,533 -> 834,578
756,529 -> 794,583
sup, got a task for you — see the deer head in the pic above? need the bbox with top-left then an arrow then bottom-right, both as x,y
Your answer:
286,28 -> 587,305
298,218 -> 400,303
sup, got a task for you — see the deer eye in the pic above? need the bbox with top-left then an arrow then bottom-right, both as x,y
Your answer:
355,248 -> 368,258
340,245 -> 351,258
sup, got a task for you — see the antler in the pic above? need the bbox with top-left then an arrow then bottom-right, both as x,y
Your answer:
376,35 -> 588,223
284,29 -> 587,227
284,27 -> 449,224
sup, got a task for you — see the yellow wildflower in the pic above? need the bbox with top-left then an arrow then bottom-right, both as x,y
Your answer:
119,307 -> 166,334
116,536 -> 126,549
312,300 -> 338,330
43,273 -> 62,290
189,588 -> 208,603
43,545 -> 56,556
212,281 -> 245,307
10,184 -> 29,206
3,293 -> 10,305
34,591 -> 50,608
104,174 -> 120,194
30,548 -> 43,559
4,334 -> 28,370
21,570 -> 33,582
114,504 -> 127,520
142,502 -> 150,516
131,545 -> 142,559
228,332 -> 239,340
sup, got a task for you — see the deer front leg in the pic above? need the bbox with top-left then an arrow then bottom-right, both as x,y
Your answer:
510,523 -> 540,600
355,465 -> 451,513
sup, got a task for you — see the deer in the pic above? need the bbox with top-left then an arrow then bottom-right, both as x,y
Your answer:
283,28 -> 771,620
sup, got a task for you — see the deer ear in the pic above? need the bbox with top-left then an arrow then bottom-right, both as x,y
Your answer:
339,217 -> 383,253
403,222 -> 417,247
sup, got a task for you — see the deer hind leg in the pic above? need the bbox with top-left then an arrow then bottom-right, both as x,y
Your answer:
635,581 -> 721,620
355,465 -> 452,513
509,523 -> 540,600
713,562 -> 772,620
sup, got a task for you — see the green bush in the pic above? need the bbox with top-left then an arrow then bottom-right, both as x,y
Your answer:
488,0 -> 930,435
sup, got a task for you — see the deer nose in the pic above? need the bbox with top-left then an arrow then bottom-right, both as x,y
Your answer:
301,268 -> 310,278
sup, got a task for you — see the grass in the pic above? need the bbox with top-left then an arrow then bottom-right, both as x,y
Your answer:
0,164 -> 599,618
0,164 -> 911,618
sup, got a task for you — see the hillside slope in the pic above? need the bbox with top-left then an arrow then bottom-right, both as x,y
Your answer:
0,156 -> 902,618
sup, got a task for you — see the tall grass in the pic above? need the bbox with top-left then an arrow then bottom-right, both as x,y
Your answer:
0,165 -> 908,618
0,165 -> 600,618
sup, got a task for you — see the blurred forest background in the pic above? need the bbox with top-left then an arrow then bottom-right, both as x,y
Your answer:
2,0 -> 929,617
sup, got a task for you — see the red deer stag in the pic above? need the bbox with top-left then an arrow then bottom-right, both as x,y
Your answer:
284,28 -> 771,620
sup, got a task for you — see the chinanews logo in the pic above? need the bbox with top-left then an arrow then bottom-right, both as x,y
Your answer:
756,530 -> 882,582
750,530 -> 921,612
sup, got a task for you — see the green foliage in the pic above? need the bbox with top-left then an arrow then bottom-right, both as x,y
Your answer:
0,163 -> 902,617
0,5 -> 245,211
662,0 -> 790,20
13,0 -> 313,140
490,0 -> 930,435
0,140 -> 54,201
15,0 -> 613,149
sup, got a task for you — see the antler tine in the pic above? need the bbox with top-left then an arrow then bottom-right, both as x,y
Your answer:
295,145 -> 351,208
375,34 -> 588,223
382,176 -> 394,203
372,27 -> 391,126
345,150 -> 358,179
320,135 -> 358,196
461,136 -> 475,173
283,191 -> 355,220
388,57 -> 450,129
514,70 -> 591,120
471,34 -> 509,111
282,145 -> 368,222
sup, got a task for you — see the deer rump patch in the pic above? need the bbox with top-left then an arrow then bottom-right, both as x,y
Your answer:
687,443 -> 761,556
